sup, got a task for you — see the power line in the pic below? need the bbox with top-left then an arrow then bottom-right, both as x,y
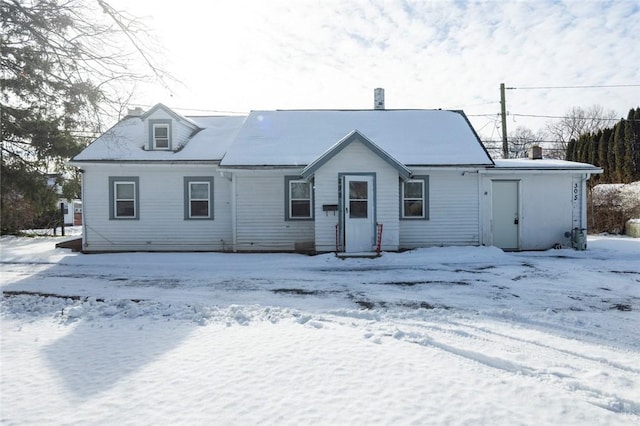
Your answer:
511,113 -> 623,121
507,84 -> 640,90
469,111 -> 639,121
131,104 -> 248,115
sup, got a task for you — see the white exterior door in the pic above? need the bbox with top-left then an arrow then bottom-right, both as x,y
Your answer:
344,175 -> 374,252
492,180 -> 519,250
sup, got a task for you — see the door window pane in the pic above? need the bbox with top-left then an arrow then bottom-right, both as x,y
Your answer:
350,200 -> 367,218
349,181 -> 367,199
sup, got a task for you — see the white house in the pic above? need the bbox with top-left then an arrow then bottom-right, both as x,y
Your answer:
46,175 -> 83,226
71,92 -> 601,253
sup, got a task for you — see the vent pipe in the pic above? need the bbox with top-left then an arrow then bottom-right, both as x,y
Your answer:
374,88 -> 385,110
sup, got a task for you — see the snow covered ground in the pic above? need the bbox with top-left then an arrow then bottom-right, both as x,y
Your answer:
1,233 -> 639,425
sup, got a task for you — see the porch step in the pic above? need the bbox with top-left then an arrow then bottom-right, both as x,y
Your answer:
55,237 -> 83,252
336,252 -> 381,259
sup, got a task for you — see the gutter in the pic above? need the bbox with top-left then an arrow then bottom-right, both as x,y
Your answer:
70,160 -> 221,166
479,167 -> 603,174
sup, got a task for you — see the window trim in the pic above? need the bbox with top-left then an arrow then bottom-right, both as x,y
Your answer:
285,176 -> 314,221
183,176 -> 214,220
148,119 -> 172,150
109,177 -> 139,220
400,176 -> 429,220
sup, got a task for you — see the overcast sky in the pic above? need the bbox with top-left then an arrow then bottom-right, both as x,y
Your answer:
111,0 -> 640,139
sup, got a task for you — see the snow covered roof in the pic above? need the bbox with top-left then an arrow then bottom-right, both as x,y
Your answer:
72,115 -> 246,162
73,108 -> 493,166
492,159 -> 602,172
220,110 -> 493,167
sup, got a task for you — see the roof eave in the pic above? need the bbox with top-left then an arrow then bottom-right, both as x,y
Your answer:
301,130 -> 411,180
141,103 -> 201,131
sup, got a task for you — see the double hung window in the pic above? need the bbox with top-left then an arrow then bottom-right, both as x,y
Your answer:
184,177 -> 214,220
109,177 -> 139,219
285,177 -> 313,220
153,123 -> 170,149
401,176 -> 429,219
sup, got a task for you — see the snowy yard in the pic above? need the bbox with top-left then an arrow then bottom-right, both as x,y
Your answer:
1,234 -> 639,425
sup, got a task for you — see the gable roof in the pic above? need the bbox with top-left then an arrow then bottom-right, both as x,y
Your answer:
141,103 -> 200,130
219,109 -> 494,167
72,106 -> 495,166
301,130 -> 411,179
72,115 -> 246,162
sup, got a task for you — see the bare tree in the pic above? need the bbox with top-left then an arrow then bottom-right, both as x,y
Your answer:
1,0 -> 172,233
546,105 -> 618,159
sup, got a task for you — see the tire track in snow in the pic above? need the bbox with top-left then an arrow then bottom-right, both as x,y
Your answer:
325,312 -> 640,418
440,318 -> 640,375
388,323 -> 640,417
395,316 -> 640,376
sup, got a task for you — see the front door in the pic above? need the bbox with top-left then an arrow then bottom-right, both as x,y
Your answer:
492,180 -> 519,250
344,175 -> 374,252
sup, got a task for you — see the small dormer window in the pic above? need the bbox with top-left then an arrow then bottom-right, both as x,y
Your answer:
153,123 -> 170,149
147,119 -> 172,150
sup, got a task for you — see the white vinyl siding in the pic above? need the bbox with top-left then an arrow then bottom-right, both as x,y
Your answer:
399,170 -> 480,248
235,171 -> 314,251
480,173 -> 576,250
83,165 -> 232,251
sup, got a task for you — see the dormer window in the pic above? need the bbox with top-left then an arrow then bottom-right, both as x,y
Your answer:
148,119 -> 172,150
153,123 -> 170,149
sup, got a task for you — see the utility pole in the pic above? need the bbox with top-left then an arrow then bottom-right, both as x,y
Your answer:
500,83 -> 508,159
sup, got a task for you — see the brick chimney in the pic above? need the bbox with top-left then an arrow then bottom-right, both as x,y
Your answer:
528,145 -> 543,160
126,107 -> 145,117
374,88 -> 385,110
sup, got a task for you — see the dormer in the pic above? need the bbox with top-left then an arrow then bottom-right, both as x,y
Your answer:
140,103 -> 201,151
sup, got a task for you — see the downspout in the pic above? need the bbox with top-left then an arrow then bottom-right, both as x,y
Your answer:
581,173 -> 590,232
231,173 -> 237,252
477,172 -> 482,246
80,169 -> 87,251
